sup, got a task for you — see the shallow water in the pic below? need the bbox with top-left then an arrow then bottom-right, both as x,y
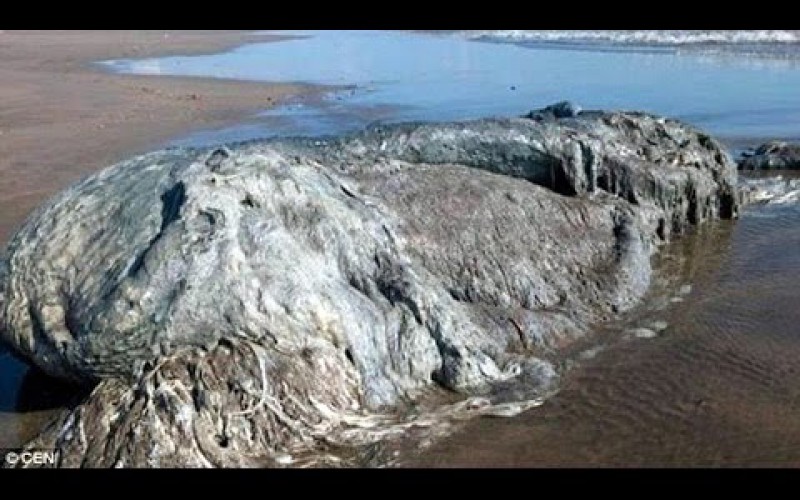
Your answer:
3,31 -> 800,463
103,30 -> 800,145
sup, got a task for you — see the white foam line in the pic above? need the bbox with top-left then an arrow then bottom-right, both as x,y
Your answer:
462,30 -> 800,46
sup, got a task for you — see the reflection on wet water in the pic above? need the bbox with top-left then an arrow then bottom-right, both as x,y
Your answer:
402,201 -> 800,467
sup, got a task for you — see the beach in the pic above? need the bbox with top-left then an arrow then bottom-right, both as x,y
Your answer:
0,30 -> 325,245
2,30 -> 800,466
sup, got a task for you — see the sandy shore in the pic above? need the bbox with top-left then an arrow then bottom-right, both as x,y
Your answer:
0,30 -> 327,245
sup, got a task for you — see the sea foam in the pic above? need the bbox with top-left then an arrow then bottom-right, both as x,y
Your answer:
461,30 -> 800,46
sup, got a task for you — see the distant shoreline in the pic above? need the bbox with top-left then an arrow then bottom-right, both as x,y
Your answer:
0,30 -> 332,246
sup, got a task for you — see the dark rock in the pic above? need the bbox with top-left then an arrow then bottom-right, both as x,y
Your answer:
738,141 -> 800,170
0,105 -> 738,467
204,147 -> 231,172
527,100 -> 582,119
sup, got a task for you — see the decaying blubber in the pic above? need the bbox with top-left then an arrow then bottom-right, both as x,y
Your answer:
0,104 -> 739,467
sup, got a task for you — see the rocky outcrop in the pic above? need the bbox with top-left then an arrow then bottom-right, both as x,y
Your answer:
0,105 -> 738,467
739,141 -> 800,170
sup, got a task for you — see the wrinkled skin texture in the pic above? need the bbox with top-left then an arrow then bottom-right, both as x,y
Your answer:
0,107 -> 738,467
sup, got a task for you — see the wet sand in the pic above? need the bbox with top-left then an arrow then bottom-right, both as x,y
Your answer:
0,30 -> 330,449
0,30 -> 328,245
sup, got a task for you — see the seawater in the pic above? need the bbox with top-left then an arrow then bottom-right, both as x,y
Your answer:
3,31 -> 800,463
103,30 -> 800,145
